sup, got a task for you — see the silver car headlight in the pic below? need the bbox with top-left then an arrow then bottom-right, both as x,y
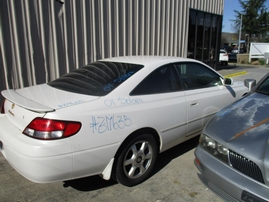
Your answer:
199,134 -> 229,164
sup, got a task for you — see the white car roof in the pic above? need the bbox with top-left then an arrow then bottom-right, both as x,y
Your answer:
99,55 -> 198,67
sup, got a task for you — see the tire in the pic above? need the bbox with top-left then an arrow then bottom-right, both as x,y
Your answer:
114,134 -> 158,187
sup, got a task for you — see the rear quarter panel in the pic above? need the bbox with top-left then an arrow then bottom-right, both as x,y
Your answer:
44,91 -> 188,175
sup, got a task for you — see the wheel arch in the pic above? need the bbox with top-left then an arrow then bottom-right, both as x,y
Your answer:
114,127 -> 161,160
101,127 -> 161,181
109,127 -> 161,181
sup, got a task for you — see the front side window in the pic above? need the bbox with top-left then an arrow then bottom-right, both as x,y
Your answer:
48,62 -> 143,96
174,62 -> 222,90
131,65 -> 182,95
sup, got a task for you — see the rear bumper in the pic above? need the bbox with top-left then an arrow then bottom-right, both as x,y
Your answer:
219,59 -> 228,64
194,145 -> 269,202
0,114 -> 73,183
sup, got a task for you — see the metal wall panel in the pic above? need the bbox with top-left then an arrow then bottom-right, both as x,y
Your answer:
0,0 -> 224,99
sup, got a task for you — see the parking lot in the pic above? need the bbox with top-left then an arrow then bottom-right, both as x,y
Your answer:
1,64 -> 269,202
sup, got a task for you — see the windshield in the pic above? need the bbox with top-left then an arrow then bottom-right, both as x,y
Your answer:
48,61 -> 143,96
256,77 -> 269,95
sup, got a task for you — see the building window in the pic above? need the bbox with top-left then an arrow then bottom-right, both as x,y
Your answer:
188,9 -> 222,69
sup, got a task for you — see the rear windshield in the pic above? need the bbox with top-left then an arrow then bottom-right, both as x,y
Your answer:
48,61 -> 143,96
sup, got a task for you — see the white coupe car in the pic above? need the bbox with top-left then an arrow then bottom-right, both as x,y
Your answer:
0,56 -> 248,186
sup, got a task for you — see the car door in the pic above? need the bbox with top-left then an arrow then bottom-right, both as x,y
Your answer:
130,64 -> 187,151
174,62 -> 236,138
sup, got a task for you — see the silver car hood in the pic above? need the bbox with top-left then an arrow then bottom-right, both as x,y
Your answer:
204,92 -> 269,159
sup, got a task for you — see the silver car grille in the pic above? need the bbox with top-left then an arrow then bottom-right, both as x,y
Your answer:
229,150 -> 264,184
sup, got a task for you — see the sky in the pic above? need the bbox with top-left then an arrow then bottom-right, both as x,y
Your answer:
222,0 -> 269,33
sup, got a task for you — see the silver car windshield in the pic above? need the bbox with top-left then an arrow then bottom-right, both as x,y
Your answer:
256,77 -> 269,95
48,61 -> 144,96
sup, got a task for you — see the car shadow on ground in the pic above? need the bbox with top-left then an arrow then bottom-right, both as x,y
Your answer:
63,175 -> 117,191
217,63 -> 238,70
152,136 -> 199,175
62,136 -> 200,191
217,63 -> 256,71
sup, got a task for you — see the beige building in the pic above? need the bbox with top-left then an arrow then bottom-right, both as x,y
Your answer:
0,0 -> 225,102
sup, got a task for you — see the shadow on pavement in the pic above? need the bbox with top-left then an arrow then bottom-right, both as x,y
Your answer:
218,63 -> 266,72
152,136 -> 199,175
63,175 -> 117,191
62,136 -> 200,191
217,64 -> 237,70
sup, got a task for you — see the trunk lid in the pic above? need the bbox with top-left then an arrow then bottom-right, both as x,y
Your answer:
1,84 -> 99,130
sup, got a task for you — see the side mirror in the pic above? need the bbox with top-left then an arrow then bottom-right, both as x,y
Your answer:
224,78 -> 233,86
244,79 -> 256,91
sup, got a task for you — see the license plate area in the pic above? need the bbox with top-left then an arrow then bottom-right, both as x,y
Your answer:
241,190 -> 267,202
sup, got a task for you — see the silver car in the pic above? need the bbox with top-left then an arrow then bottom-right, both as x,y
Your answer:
194,75 -> 269,201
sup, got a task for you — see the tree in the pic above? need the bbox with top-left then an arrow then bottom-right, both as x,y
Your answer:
232,0 -> 269,41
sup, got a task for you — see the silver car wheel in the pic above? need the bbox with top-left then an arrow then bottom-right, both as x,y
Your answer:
114,133 -> 158,186
123,140 -> 153,179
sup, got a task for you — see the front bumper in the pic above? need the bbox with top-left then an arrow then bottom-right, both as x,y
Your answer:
194,145 -> 269,202
0,114 -> 73,183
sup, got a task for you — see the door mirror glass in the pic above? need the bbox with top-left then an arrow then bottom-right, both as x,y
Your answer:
224,78 -> 233,86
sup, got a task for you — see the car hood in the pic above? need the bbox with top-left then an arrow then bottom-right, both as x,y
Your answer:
2,83 -> 99,112
204,92 -> 269,159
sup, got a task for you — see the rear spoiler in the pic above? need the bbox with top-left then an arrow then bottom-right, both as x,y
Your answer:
1,90 -> 55,113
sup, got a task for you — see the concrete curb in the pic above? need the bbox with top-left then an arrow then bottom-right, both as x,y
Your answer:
227,63 -> 268,68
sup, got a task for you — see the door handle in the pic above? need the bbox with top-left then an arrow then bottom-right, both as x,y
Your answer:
190,102 -> 198,106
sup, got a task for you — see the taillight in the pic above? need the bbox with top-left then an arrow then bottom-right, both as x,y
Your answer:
224,53 -> 228,56
23,118 -> 81,140
0,99 -> 5,114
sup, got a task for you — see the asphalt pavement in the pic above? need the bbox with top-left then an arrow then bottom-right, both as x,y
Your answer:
0,64 -> 269,202
218,63 -> 269,82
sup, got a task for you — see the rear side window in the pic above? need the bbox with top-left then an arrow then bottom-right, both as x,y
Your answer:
48,62 -> 143,96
